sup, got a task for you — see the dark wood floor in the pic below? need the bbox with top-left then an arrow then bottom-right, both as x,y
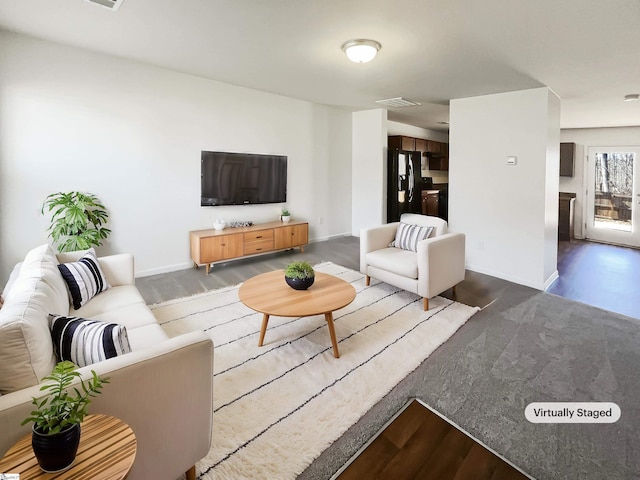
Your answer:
547,239 -> 640,319
335,399 -> 530,480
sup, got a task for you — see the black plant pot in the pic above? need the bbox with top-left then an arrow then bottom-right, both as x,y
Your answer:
285,275 -> 315,290
32,423 -> 81,473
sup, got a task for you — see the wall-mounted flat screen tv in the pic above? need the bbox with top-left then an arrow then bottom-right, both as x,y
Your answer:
201,151 -> 287,206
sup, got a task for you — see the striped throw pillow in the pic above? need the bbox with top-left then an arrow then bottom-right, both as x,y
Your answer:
58,249 -> 111,310
391,222 -> 434,252
49,314 -> 131,367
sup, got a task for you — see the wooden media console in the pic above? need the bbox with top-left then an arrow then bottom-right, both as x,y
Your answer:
190,220 -> 309,274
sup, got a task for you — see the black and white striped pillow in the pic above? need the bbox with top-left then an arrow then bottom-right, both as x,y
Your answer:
58,249 -> 111,310
49,314 -> 131,367
391,222 -> 434,252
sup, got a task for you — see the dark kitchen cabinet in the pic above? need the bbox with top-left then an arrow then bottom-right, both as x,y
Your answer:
426,141 -> 441,154
558,193 -> 576,240
421,190 -> 439,216
441,143 -> 449,157
389,136 -> 415,151
428,156 -> 449,171
560,142 -> 575,177
425,140 -> 449,171
389,135 -> 449,171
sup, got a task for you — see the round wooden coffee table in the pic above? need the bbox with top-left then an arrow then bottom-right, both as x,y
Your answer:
0,414 -> 136,479
238,270 -> 356,358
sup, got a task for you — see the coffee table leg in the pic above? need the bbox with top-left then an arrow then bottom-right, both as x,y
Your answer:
324,312 -> 340,358
258,313 -> 270,347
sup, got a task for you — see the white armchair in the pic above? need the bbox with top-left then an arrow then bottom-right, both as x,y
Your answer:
360,214 -> 466,310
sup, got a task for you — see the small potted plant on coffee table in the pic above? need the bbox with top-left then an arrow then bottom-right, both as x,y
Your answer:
284,261 -> 315,290
21,361 -> 109,473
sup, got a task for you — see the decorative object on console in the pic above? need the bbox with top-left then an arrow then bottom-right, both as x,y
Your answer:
213,218 -> 226,231
228,220 -> 253,228
41,192 -> 111,253
20,360 -> 108,473
284,261 -> 315,290
281,207 -> 291,223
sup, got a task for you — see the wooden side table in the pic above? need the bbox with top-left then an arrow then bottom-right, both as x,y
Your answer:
0,414 -> 136,479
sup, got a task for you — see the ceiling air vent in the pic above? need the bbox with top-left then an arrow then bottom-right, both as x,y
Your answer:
84,0 -> 126,11
375,97 -> 422,108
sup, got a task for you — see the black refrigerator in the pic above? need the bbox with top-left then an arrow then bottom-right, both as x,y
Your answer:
387,150 -> 426,222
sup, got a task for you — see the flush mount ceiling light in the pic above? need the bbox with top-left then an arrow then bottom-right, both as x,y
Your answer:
624,94 -> 640,101
341,39 -> 382,63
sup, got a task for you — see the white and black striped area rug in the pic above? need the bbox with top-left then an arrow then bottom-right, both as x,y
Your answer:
152,262 -> 480,480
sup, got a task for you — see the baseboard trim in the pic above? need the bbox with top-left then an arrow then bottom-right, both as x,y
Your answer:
134,234 -> 352,278
543,270 -> 559,290
136,261 -> 194,278
466,264 -> 548,291
311,232 -> 351,243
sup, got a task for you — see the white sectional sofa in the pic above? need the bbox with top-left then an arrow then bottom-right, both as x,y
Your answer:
0,244 -> 214,480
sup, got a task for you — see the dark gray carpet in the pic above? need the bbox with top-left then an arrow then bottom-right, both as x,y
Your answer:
298,284 -> 640,480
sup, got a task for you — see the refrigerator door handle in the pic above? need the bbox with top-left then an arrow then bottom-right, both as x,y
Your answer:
408,157 -> 414,202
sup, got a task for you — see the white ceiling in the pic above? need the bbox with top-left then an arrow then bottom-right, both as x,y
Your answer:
1,0 -> 639,133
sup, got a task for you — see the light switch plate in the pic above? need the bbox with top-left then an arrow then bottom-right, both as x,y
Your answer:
507,156 -> 517,165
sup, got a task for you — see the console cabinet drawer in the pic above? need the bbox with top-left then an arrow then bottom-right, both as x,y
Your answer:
244,238 -> 274,255
244,230 -> 274,243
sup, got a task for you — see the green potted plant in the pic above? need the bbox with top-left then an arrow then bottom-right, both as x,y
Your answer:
281,207 -> 291,223
21,361 -> 109,473
284,261 -> 315,290
42,192 -> 111,252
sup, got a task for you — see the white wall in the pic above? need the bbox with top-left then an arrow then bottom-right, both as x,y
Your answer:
351,109 -> 387,236
449,87 -> 560,290
560,126 -> 640,238
0,31 -> 352,278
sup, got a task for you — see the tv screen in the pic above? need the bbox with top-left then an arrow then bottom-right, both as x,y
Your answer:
201,151 -> 287,206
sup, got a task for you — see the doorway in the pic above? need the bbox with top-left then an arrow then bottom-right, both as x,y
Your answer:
585,146 -> 640,247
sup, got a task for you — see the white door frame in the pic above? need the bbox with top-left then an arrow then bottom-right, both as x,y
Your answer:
584,145 -> 640,247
